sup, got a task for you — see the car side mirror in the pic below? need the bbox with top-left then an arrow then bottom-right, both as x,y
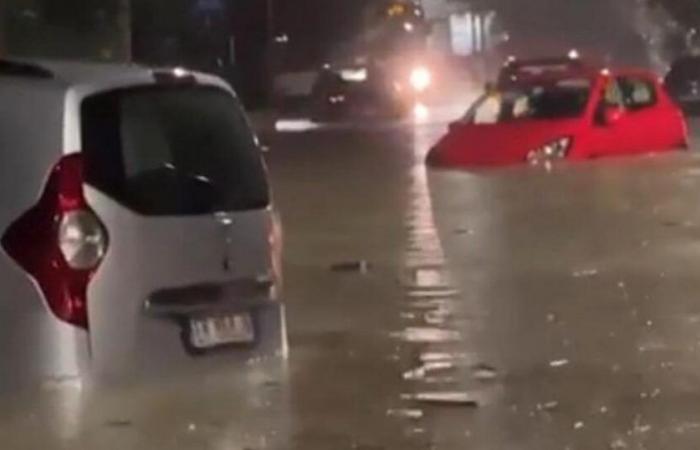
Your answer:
602,106 -> 625,126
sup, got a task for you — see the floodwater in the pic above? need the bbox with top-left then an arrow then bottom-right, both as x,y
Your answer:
4,100 -> 700,449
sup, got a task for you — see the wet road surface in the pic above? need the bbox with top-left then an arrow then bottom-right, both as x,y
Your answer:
5,108 -> 700,448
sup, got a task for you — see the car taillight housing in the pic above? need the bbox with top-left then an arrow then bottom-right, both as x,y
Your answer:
1,154 -> 108,329
268,210 -> 283,289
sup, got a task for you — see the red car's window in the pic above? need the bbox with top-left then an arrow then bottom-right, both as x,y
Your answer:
616,76 -> 657,110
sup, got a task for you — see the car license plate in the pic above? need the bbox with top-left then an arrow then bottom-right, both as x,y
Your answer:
188,313 -> 254,349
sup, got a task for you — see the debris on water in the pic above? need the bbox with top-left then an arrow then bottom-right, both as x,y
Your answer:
617,281 -> 626,289
454,227 -> 475,235
330,260 -> 371,273
549,359 -> 570,368
546,313 -> 557,323
641,240 -> 650,248
387,408 -> 424,420
600,405 -> 609,414
537,401 -> 559,411
471,363 -> 498,381
574,421 -> 585,430
392,327 -> 461,343
403,361 -> 455,380
400,312 -> 417,320
187,423 -> 197,432
105,419 -> 133,428
407,289 -> 460,299
411,391 -> 480,407
572,268 -> 599,278
646,320 -> 653,327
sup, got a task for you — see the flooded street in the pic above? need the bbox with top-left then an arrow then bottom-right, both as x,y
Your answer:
4,109 -> 700,449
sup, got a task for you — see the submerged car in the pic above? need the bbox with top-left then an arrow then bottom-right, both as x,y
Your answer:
0,59 -> 286,389
665,55 -> 700,115
428,61 -> 688,168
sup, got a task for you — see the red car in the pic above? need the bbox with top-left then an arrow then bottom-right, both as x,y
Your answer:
427,60 -> 688,168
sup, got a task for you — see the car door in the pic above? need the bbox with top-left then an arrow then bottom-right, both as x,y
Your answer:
615,74 -> 674,154
585,77 -> 636,157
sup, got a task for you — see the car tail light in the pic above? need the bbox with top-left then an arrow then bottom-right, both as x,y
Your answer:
1,154 -> 108,329
268,210 -> 283,289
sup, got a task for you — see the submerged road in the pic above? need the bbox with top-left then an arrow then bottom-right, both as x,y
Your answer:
4,106 -> 700,449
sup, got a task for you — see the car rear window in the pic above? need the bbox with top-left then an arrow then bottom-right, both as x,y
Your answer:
81,85 -> 270,216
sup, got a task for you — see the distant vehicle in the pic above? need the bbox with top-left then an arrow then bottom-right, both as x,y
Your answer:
428,60 -> 688,168
665,55 -> 700,115
310,60 -> 430,121
0,59 -> 286,389
310,0 -> 433,122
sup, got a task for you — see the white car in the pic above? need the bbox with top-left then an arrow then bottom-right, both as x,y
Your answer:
0,59 -> 286,388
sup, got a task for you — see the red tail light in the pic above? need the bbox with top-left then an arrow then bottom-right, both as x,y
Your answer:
1,154 -> 108,329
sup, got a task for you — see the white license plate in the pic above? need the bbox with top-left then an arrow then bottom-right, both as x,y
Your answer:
188,313 -> 255,349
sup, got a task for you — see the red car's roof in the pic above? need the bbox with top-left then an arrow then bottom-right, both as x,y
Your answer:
498,57 -> 661,89
498,58 -> 602,88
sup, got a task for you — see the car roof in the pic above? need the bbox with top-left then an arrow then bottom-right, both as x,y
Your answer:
499,57 -> 661,88
0,58 -> 229,93
498,57 -> 600,86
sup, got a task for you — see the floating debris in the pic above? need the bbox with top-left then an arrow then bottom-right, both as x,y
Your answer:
105,419 -> 133,428
407,289 -> 460,299
549,359 -> 570,368
387,408 -> 424,420
411,391 -> 480,407
403,361 -> 455,380
572,268 -> 599,278
331,260 -> 371,274
536,401 -> 559,411
574,421 -> 585,430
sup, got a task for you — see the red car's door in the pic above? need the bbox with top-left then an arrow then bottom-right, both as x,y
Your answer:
584,78 -> 636,158
615,74 -> 681,154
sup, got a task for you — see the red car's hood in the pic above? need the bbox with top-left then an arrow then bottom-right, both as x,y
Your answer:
428,119 -> 582,168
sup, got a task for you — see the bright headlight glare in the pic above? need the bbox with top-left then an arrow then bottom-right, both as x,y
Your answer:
409,66 -> 431,92
527,137 -> 572,165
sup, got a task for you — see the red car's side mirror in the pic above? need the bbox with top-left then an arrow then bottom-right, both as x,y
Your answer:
603,106 -> 625,126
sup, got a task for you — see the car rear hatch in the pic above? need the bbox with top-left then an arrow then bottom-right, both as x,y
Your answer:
78,83 -> 278,379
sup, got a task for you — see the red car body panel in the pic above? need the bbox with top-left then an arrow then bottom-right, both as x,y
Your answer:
428,67 -> 688,169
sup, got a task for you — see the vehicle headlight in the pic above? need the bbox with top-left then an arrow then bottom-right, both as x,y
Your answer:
409,66 -> 432,92
526,137 -> 572,165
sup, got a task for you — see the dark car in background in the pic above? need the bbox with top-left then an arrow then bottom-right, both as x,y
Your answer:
665,55 -> 700,115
